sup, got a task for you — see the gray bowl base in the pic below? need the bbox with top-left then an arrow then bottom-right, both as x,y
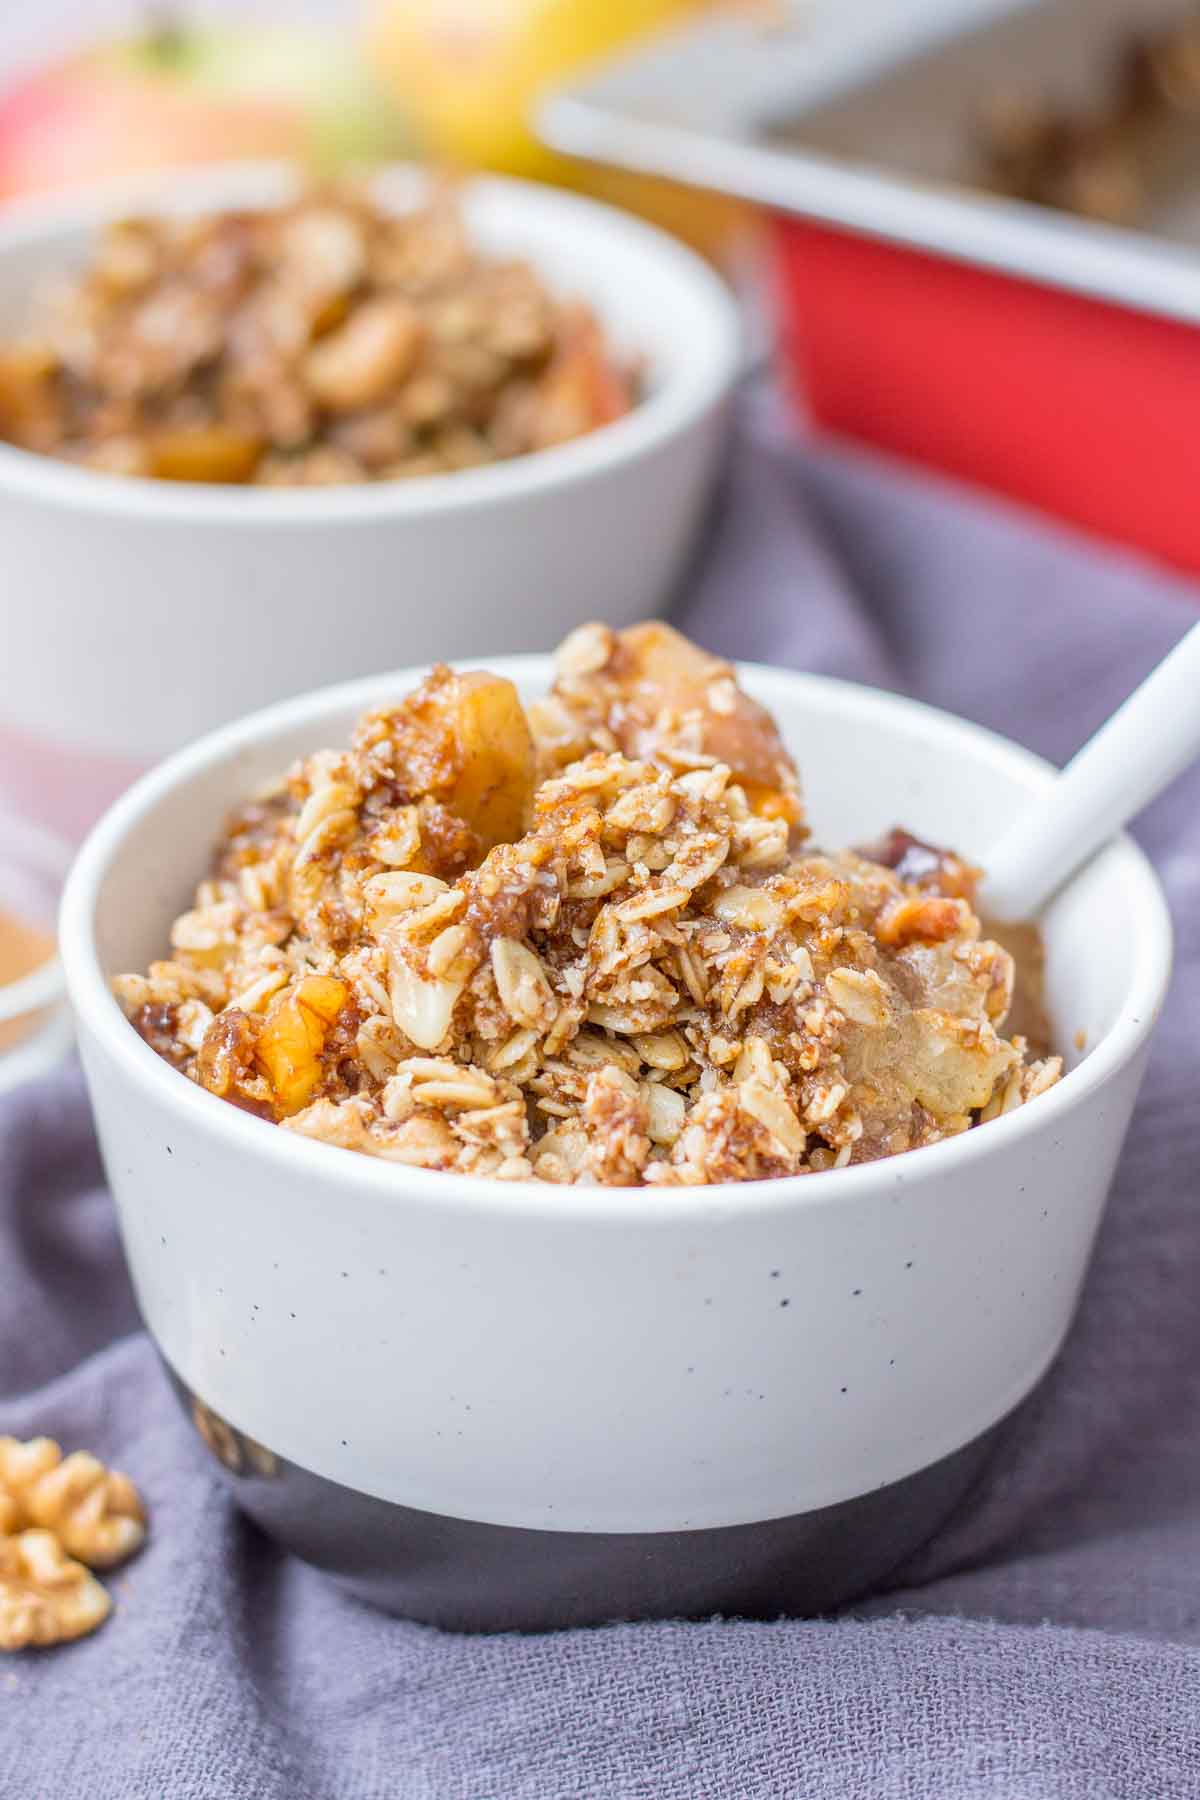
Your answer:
165,1360 -> 1011,1632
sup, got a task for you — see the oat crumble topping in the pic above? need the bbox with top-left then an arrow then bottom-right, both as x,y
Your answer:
0,186 -> 636,485
113,622 -> 1061,1186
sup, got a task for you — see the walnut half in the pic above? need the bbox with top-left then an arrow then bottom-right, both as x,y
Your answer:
0,1436 -> 147,1569
0,1531 -> 112,1650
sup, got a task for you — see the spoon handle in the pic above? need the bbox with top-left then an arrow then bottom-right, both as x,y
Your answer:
981,622 -> 1200,922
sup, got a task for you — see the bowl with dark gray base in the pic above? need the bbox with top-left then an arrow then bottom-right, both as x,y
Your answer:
0,164 -> 738,767
169,1359 -> 1014,1631
60,659 -> 1171,1631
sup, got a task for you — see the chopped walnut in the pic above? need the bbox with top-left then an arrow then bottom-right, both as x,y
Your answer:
114,625 -> 1061,1185
0,1532 -> 112,1651
0,1437 -> 146,1569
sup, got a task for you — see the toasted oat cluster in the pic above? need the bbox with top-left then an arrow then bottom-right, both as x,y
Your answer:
0,1437 -> 147,1651
113,623 -> 1061,1186
0,186 -> 635,485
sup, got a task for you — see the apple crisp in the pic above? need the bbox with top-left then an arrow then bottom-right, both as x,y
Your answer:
0,186 -> 636,485
113,623 -> 1061,1185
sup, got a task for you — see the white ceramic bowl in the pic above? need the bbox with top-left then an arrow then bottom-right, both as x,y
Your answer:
59,661 -> 1172,1630
0,163 -> 739,764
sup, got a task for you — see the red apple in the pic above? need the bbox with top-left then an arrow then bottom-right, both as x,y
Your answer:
0,21 -> 412,203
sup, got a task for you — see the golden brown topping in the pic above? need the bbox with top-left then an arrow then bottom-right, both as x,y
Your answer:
0,188 -> 636,484
0,1437 -> 146,1569
112,625 -> 1061,1185
0,1531 -> 112,1651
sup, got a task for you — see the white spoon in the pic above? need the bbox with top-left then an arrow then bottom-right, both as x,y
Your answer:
980,621 -> 1200,922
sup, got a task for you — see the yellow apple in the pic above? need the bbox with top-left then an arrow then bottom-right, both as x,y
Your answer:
366,0 -> 746,258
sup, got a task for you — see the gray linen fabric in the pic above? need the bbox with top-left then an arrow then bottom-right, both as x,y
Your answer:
3,404 -> 1199,1799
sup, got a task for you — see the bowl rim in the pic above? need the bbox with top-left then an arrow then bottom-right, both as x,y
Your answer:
59,656 -> 1174,1224
0,160 -> 742,523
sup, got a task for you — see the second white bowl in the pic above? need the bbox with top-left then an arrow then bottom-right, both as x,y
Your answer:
0,163 -> 740,762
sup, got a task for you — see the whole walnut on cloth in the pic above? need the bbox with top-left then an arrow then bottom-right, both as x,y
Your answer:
0,1437 -> 147,1650
0,1531 -> 112,1652
0,1436 -> 146,1568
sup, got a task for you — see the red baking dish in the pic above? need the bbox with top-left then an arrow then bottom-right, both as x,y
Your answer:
772,216 -> 1200,573
542,0 -> 1200,579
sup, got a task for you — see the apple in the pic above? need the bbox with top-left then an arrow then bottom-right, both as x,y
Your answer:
0,21 -> 412,203
365,0 -> 747,259
366,0 -> 706,181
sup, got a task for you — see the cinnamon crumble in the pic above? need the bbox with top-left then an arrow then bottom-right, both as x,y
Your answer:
0,186 -> 636,485
113,622 -> 1061,1185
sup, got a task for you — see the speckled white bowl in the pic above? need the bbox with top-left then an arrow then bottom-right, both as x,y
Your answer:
59,660 -> 1172,1629
0,163 -> 739,765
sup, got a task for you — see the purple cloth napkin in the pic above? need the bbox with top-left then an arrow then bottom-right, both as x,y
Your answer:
5,401 -> 1200,1799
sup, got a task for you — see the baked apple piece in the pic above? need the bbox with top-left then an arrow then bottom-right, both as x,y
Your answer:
355,665 -> 535,855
